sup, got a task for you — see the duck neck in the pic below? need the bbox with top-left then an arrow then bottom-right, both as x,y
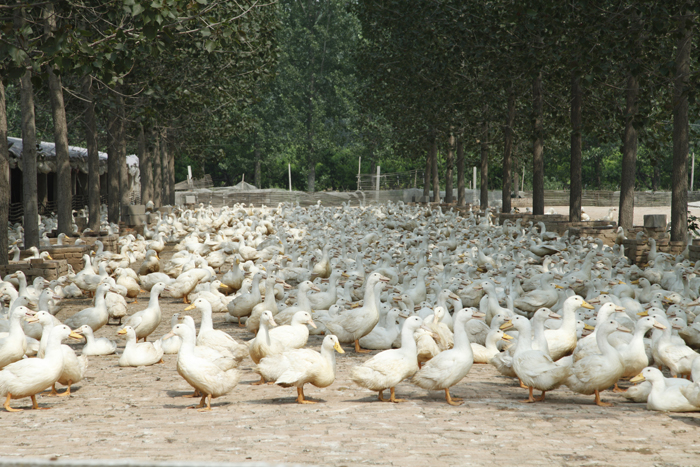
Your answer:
453,318 -> 471,350
148,288 -> 161,311
200,307 -> 214,333
39,321 -> 54,357
514,323 -> 533,353
399,325 -> 418,353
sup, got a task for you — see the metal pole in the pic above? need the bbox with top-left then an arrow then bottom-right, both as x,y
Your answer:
288,163 -> 292,192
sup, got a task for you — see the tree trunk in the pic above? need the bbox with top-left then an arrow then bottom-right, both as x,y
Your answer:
652,162 -> 659,191
502,92 -> 515,214
671,11 -> 692,242
107,97 -> 120,224
480,108 -> 489,211
139,124 -> 153,205
445,132 -> 454,203
307,163 -> 315,193
618,74 -> 638,230
532,72 -> 545,215
161,128 -> 170,205
0,80 -> 9,265
513,157 -> 520,196
168,138 -> 175,204
44,4 -> 72,235
153,130 -> 162,208
457,137 -> 465,206
431,136 -> 439,203
254,130 -> 261,188
19,69 -> 39,249
570,73 -> 583,223
83,75 -> 100,232
117,96 -> 129,216
423,141 -> 432,202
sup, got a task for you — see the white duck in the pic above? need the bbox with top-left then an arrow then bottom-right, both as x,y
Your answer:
75,324 -> 117,356
632,367 -> 700,412
164,323 -> 240,411
185,298 -> 247,364
0,307 -> 33,369
120,282 -> 166,342
254,334 -> 344,404
412,309 -> 485,405
64,283 -> 116,332
0,324 -> 81,411
350,316 -> 425,403
117,326 -> 164,367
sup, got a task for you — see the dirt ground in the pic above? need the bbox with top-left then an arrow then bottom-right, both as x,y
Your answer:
548,205 -> 700,226
2,236 -> 700,467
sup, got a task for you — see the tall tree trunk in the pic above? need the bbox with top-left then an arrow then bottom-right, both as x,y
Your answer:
44,4 -> 72,235
445,132 -> 454,203
161,128 -> 170,205
117,96 -> 129,216
532,72 -> 545,215
139,124 -> 152,205
480,108 -> 489,211
502,91 -> 515,214
570,73 -> 583,222
0,80 -> 9,265
307,163 -> 315,193
153,130 -> 162,207
107,97 -> 120,224
254,130 -> 261,188
618,74 -> 639,230
168,138 -> 175,205
513,157 -> 520,197
20,69 -> 39,249
671,11 -> 692,242
457,137 -> 465,206
423,142 -> 432,202
83,75 -> 100,231
431,136 -> 439,203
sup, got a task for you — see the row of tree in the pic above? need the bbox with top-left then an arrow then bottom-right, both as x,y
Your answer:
353,0 -> 698,240
0,0 -> 280,265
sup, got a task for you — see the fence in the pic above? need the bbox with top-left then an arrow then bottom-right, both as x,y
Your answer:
356,169 -> 423,191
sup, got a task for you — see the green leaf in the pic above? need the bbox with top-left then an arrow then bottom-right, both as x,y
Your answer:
132,3 -> 145,16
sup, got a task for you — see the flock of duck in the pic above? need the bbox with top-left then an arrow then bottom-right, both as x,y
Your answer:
2,201 -> 700,413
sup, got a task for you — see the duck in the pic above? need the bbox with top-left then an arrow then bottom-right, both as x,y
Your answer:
254,334 -> 344,404
221,258 -> 245,291
246,276 -> 286,334
412,309 -> 485,405
0,306 -> 33,369
158,313 -> 183,354
545,296 -> 594,361
513,274 -> 559,314
572,302 -> 627,362
33,311 -> 88,397
358,308 -> 405,350
272,280 -> 321,325
167,268 -> 211,304
75,324 -> 117,356
139,272 -> 173,293
164,323 -> 240,411
185,298 -> 247,364
139,249 -> 161,275
501,315 -> 573,403
565,319 -> 631,406
119,282 -> 167,342
319,273 -> 390,353
226,272 -> 264,326
0,324 -> 81,411
472,329 -> 512,364
350,316 -> 425,402
307,269 -> 342,310
631,367 -> 700,412
188,280 -> 231,312
117,326 -> 164,367
248,310 -> 279,384
64,283 -> 116,332
614,316 -> 665,391
266,311 -> 316,355
115,267 -> 143,300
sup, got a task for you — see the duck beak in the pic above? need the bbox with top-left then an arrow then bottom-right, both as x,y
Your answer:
448,292 -> 460,300
184,304 -> 196,311
162,331 -> 175,340
617,325 -> 632,333
629,373 -> 645,384
24,316 -> 39,324
218,284 -> 230,290
472,311 -> 486,319
653,321 -> 666,330
581,300 -> 595,309
637,311 -> 649,317
46,254 -> 53,260
501,333 -> 514,341
614,305 -> 626,312
310,284 -> 321,292
583,323 -> 595,331
307,319 -> 317,329
673,324 -> 684,330
393,296 -> 402,302
341,272 -> 350,278
554,285 -> 564,289
69,331 -> 83,340
549,312 -> 561,320
398,313 -> 409,319
499,320 -> 514,331
630,280 -> 639,284
379,275 -> 391,282
350,302 -> 362,309
333,342 -> 345,354
117,329 -> 127,335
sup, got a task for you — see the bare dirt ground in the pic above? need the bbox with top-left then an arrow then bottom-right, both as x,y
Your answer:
2,239 -> 700,467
